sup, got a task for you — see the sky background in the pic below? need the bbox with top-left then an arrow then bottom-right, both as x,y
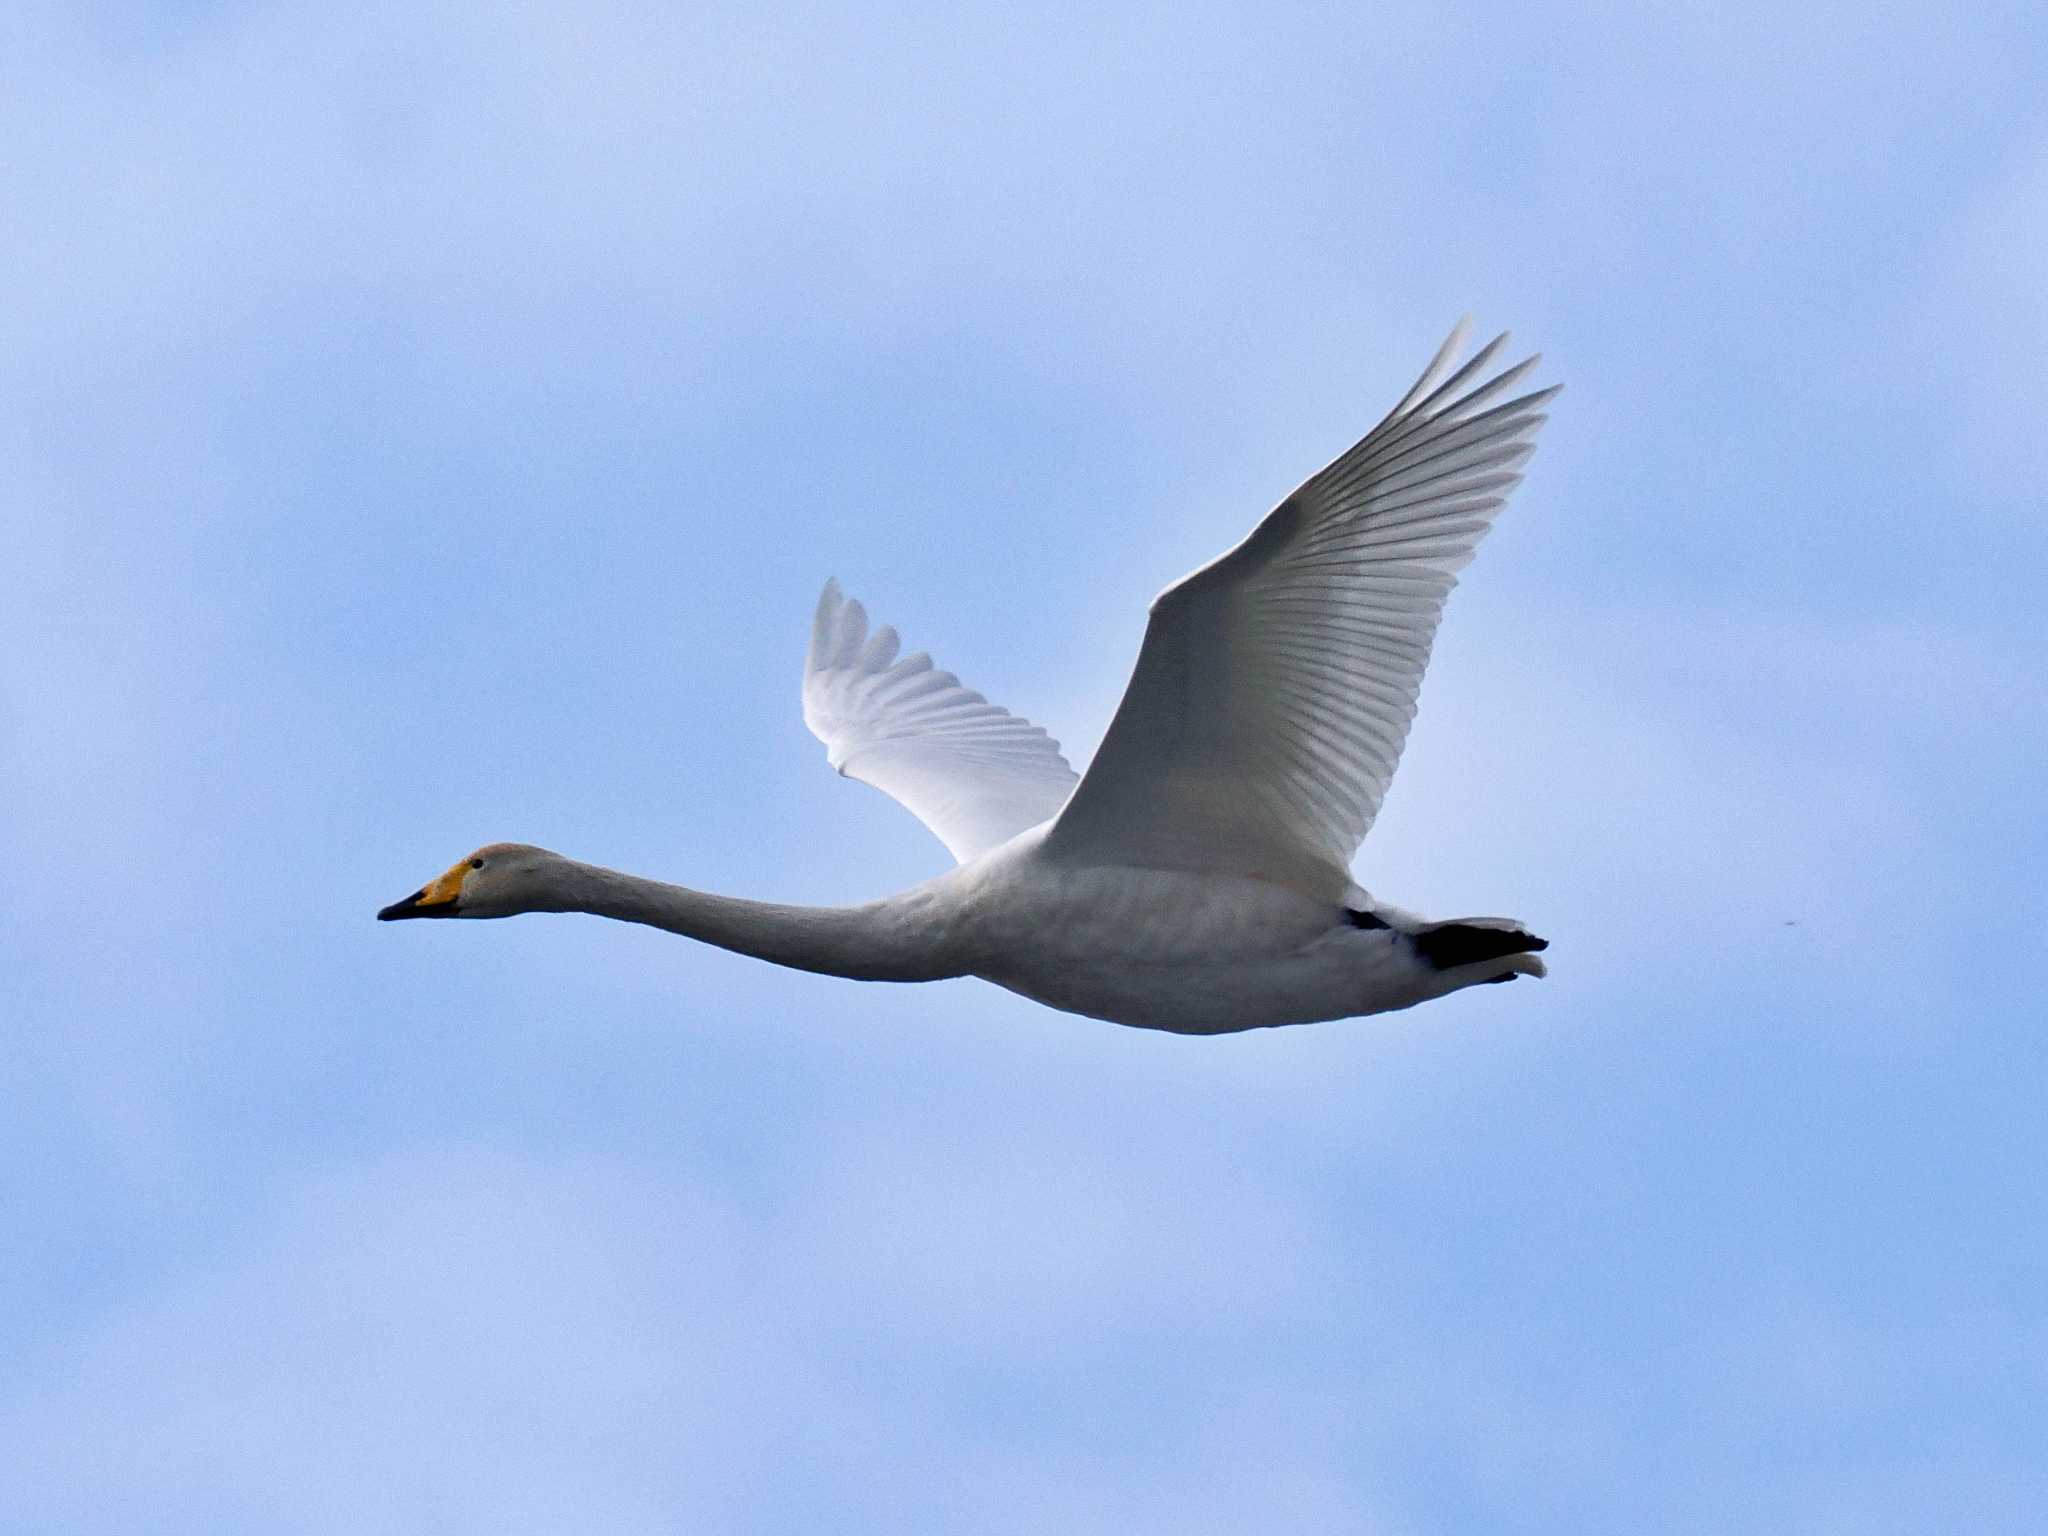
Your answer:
4,1 -> 2045,1530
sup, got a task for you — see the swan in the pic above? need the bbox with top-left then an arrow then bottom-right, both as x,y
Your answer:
380,321 -> 1556,1033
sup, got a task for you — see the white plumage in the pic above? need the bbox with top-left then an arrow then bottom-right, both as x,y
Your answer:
803,579 -> 1077,864
382,323 -> 1556,1033
1046,321 -> 1554,901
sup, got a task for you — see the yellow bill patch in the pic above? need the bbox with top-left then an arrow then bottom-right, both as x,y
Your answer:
418,860 -> 471,908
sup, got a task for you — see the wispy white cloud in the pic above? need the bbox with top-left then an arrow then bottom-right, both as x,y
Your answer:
1920,131 -> 2048,512
0,1144 -> 1413,1534
12,1124 -> 2029,1534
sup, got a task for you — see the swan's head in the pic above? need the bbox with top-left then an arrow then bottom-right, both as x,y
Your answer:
377,842 -> 567,921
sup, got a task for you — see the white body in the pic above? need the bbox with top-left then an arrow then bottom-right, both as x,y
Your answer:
920,828 -> 1535,1032
382,322 -> 1555,1033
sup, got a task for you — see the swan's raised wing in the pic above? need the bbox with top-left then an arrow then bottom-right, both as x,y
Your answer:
803,580 -> 1078,864
1044,322 -> 1556,901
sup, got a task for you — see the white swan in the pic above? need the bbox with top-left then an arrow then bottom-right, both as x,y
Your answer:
380,321 -> 1556,1033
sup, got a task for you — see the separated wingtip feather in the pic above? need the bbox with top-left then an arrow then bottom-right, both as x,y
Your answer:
809,580 -> 843,670
1409,330 -> 1514,420
808,580 -> 877,674
1387,316 -> 1476,420
862,623 -> 902,671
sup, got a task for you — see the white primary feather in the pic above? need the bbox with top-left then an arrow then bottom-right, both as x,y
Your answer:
802,579 -> 1079,863
1043,320 -> 1558,901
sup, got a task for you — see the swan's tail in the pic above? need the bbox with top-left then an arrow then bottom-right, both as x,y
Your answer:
1412,918 -> 1549,982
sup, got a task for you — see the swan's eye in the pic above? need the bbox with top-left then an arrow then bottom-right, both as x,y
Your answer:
470,858 -> 485,870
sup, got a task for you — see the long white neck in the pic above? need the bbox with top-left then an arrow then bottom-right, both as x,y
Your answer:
546,859 -> 961,983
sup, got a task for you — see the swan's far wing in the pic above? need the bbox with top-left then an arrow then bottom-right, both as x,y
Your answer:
803,580 -> 1078,864
1043,322 -> 1557,901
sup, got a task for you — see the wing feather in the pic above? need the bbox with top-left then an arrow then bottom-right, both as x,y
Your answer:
1042,323 -> 1556,899
802,581 -> 1078,864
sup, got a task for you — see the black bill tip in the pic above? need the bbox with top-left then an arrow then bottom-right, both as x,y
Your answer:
378,889 -> 456,921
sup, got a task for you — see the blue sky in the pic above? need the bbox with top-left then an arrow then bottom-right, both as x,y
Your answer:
4,1 -> 2044,1530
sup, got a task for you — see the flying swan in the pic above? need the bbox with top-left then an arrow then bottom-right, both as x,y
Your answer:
381,321 -> 1556,1033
